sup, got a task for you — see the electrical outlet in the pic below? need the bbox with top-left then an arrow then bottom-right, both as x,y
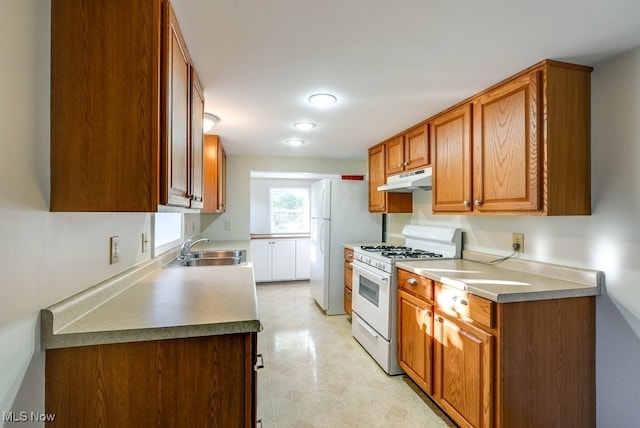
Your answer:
110,236 -> 120,264
141,232 -> 148,253
512,233 -> 524,253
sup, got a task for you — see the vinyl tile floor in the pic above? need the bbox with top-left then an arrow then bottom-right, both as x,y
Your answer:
256,281 -> 456,428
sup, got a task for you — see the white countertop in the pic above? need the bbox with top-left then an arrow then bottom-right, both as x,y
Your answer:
41,241 -> 261,349
396,250 -> 603,303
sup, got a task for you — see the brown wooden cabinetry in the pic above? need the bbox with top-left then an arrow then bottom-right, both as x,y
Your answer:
432,60 -> 592,215
45,333 -> 258,427
190,69 -> 205,209
51,0 -> 204,212
398,270 -> 595,428
368,144 -> 412,213
386,123 -> 429,176
203,135 -> 227,213
344,248 -> 354,317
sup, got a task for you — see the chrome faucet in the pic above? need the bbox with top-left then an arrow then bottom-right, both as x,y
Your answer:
180,236 -> 211,258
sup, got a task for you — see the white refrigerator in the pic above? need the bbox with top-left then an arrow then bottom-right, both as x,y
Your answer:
310,179 -> 381,315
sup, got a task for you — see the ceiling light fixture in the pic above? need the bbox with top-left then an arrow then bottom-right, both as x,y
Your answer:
286,139 -> 306,147
308,93 -> 337,106
203,113 -> 219,133
293,122 -> 316,131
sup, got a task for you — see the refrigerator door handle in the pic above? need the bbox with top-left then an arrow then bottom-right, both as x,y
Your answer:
319,221 -> 326,254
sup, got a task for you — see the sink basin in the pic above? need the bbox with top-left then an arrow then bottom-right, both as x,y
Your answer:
181,257 -> 246,266
193,250 -> 245,259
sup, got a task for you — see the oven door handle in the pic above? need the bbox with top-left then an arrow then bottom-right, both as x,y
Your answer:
352,262 -> 389,282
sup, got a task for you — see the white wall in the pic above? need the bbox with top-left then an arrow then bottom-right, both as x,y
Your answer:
202,155 -> 367,240
388,46 -> 640,426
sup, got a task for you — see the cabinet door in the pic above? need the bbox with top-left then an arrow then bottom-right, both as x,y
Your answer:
295,239 -> 311,280
434,312 -> 493,428
385,135 -> 406,175
368,144 -> 387,212
163,3 -> 191,207
431,104 -> 473,213
218,142 -> 227,212
271,240 -> 296,281
398,290 -> 434,394
405,123 -> 429,170
190,69 -> 204,209
250,240 -> 271,282
473,70 -> 541,212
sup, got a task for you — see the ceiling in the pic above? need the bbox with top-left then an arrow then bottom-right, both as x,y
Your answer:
171,0 -> 640,160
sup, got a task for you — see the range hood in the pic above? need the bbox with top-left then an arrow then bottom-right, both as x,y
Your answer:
377,167 -> 432,192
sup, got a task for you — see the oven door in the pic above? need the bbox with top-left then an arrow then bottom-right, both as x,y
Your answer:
352,260 -> 391,339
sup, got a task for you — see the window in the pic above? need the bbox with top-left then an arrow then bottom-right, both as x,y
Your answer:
269,188 -> 310,233
153,213 -> 183,256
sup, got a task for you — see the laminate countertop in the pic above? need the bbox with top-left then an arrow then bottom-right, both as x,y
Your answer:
41,241 -> 260,350
396,250 -> 603,303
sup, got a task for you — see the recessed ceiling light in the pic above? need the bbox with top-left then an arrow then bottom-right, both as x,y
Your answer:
203,113 -> 219,133
308,93 -> 337,106
286,139 -> 306,146
293,122 -> 316,130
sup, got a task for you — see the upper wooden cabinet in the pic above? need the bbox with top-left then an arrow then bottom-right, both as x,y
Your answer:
51,0 -> 204,212
190,70 -> 205,210
385,123 -> 429,176
203,135 -> 227,213
368,144 -> 412,213
432,60 -> 592,215
431,104 -> 473,213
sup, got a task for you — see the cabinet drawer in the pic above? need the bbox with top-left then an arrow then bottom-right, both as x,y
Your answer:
436,283 -> 494,329
344,248 -> 354,263
398,269 -> 433,301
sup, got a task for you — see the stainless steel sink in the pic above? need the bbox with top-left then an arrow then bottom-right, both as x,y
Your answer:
181,256 -> 246,266
192,250 -> 246,259
168,249 -> 248,267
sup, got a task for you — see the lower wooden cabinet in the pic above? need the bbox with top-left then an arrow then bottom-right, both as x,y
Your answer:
45,333 -> 258,427
433,311 -> 493,428
397,269 -> 595,428
344,248 -> 354,316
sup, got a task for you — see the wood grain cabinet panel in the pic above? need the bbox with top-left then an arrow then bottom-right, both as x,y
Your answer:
431,60 -> 592,216
368,144 -> 412,213
398,290 -> 434,394
45,334 -> 258,427
51,0 -> 204,212
203,135 -> 227,213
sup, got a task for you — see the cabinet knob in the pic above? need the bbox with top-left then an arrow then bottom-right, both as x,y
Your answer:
397,163 -> 403,167
403,161 -> 409,166
407,278 -> 418,286
463,200 -> 470,207
474,199 -> 483,206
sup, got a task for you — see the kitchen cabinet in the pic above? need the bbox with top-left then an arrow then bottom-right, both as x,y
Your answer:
250,239 -> 296,282
203,135 -> 227,213
343,248 -> 354,317
50,0 -> 204,212
45,333 -> 258,427
368,144 -> 412,213
397,268 -> 595,428
190,69 -> 205,209
432,59 -> 592,215
397,268 -> 434,394
295,239 -> 311,280
385,123 -> 429,176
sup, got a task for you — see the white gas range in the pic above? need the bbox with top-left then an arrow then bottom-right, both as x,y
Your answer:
351,225 -> 461,375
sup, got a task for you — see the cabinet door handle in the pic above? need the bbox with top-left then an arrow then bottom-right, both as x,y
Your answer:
407,278 -> 418,286
436,316 -> 444,323
463,200 -> 470,207
403,161 -> 409,166
255,353 -> 264,370
425,309 -> 432,317
397,163 -> 403,167
474,199 -> 483,206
